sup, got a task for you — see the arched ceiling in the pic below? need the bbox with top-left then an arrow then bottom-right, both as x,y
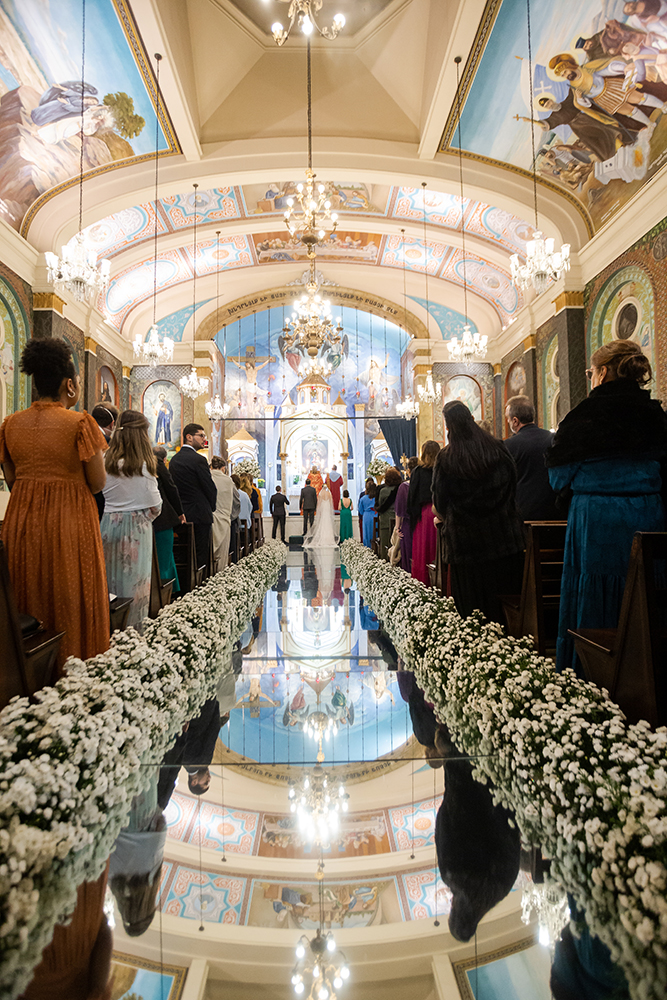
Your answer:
3,0 -> 638,350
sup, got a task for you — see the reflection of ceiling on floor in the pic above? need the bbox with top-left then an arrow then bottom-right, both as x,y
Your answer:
228,0 -> 395,37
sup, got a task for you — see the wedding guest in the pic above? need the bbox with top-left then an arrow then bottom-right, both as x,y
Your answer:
233,473 -> 253,551
432,401 -> 525,625
299,477 -> 317,535
358,481 -> 377,548
326,464 -> 343,509
504,395 -> 559,520
377,466 -> 402,560
270,484 -> 290,541
229,476 -> 242,563
91,403 -> 117,443
157,698 -> 223,809
211,456 -> 234,572
407,440 -> 441,585
394,456 -> 418,571
0,338 -> 109,670
169,424 -> 217,576
339,490 -> 354,542
358,476 -> 374,539
152,446 -> 185,595
101,410 -> 162,629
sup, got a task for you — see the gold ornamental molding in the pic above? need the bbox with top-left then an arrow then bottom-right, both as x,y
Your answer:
553,290 -> 584,313
122,366 -> 132,379
84,337 -> 98,354
523,335 -> 537,351
33,292 -> 65,313
493,363 -> 502,375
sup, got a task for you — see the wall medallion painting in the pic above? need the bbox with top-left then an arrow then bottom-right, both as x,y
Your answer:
142,380 -> 182,449
110,952 -> 185,1000
449,0 -> 667,230
443,375 -> 483,422
97,364 -> 118,406
452,938 -> 552,1000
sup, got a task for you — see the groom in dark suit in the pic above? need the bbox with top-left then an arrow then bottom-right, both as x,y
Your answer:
299,478 -> 317,536
169,423 -> 217,575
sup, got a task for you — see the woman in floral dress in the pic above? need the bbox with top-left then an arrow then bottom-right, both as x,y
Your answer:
101,410 -> 161,629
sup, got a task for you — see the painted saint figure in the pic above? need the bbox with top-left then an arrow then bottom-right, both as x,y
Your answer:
154,393 -> 173,445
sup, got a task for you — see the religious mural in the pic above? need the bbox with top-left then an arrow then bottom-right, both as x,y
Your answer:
247,876 -> 400,930
450,0 -> 667,230
110,952 -> 185,1000
142,379 -> 181,449
241,181 -> 390,217
254,230 -> 381,264
443,374 -> 483,422
97,364 -> 118,406
0,0 -> 171,232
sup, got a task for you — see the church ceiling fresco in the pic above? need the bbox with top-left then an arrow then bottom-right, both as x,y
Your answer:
446,0 -> 667,231
0,0 -> 175,233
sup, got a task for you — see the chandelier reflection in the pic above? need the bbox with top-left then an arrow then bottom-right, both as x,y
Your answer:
292,928 -> 350,999
521,880 -> 570,952
272,0 -> 345,46
447,324 -> 488,364
283,262 -> 343,359
288,764 -> 349,846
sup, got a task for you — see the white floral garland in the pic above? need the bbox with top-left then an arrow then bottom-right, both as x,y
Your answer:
340,539 -> 667,1000
0,540 -> 286,999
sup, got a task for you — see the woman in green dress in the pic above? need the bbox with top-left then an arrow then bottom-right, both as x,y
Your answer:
339,489 -> 354,541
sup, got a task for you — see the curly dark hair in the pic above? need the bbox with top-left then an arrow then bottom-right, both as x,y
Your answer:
20,338 -> 76,399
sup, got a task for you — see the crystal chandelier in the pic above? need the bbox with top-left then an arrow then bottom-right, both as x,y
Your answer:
45,0 -> 110,304
283,261 -> 342,359
292,929 -> 350,999
417,371 -> 441,404
447,324 -> 488,363
300,357 -> 333,379
510,0 -> 570,296
271,0 -> 345,45
521,880 -> 570,952
205,231 -> 231,420
288,765 -> 349,846
284,39 -> 338,257
179,184 -> 209,401
303,708 -> 339,762
416,186 -> 441,405
396,395 -> 419,417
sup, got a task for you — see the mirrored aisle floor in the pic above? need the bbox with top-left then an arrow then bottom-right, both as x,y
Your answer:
109,547 -> 554,1000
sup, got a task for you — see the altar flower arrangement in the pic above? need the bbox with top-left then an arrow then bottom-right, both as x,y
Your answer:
0,540 -> 286,1000
340,539 -> 667,1000
366,457 -> 390,480
233,457 -> 262,479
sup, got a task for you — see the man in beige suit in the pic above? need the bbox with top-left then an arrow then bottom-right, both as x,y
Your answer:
211,457 -> 235,572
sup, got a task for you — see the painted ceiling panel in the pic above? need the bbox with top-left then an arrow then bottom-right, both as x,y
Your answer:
444,0 -> 667,231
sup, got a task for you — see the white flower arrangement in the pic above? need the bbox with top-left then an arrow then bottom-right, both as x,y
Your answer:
366,457 -> 391,479
340,539 -> 667,1000
233,457 -> 261,479
0,540 -> 286,999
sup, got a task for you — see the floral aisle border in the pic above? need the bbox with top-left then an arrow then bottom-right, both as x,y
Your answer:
340,540 -> 667,1000
0,540 -> 287,999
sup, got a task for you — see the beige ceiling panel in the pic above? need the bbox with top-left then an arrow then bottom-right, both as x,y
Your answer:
357,0 -> 429,128
201,50 -> 420,145
148,0 -> 200,130
188,0 -> 264,127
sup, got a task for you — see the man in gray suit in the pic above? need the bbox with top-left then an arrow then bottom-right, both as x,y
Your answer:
299,478 -> 317,536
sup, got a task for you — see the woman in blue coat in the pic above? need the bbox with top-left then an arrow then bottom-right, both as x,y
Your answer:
357,482 -> 378,548
546,339 -> 667,674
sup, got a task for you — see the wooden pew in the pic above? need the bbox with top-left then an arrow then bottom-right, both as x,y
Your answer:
252,511 -> 264,549
428,521 -> 447,595
0,540 -> 63,710
149,536 -> 175,619
500,521 -> 567,657
172,522 -> 198,594
109,596 -> 132,634
570,532 -> 667,728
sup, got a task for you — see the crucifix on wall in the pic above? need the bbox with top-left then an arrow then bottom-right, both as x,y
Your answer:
227,345 -> 277,405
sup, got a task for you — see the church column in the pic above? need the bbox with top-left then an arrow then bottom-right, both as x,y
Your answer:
340,451 -> 349,493
121,366 -> 131,410
522,334 -> 538,410
554,292 -> 586,413
354,403 -> 365,502
493,363 -> 503,436
83,337 -> 98,411
264,404 -> 275,499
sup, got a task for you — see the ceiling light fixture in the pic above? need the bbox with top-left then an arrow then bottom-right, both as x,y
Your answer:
448,57 -> 488,365
45,0 -> 110,303
133,54 -> 174,368
288,764 -> 349,847
282,259 -> 343,358
521,880 -> 570,952
396,229 -> 419,419
283,39 -> 338,257
179,184 -> 210,400
416,183 -> 441,405
206,230 -> 231,420
509,0 -> 570,295
271,0 -> 345,46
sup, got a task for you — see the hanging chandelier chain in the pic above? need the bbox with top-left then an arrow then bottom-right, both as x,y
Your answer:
526,0 -> 539,231
455,57 -> 468,325
152,54 -> 162,328
307,38 -> 313,171
78,0 -> 86,234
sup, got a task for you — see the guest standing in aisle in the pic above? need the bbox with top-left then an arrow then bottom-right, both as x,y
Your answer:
169,424 -> 217,576
546,340 -> 667,674
269,484 -> 289,541
358,481 -> 378,548
377,466 -> 402,560
394,456 -> 418,571
0,339 -> 109,670
407,440 -> 441,585
152,446 -> 185,595
504,395 -> 559,521
338,490 -> 354,542
211,456 -> 234,572
101,411 -> 162,629
432,402 -> 525,625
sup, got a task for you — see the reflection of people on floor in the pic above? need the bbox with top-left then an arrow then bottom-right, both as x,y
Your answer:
157,698 -> 225,809
283,685 -> 310,727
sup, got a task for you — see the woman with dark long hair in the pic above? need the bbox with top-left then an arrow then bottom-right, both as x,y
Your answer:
407,440 -> 441,585
0,338 -> 109,670
432,402 -> 525,623
546,339 -> 667,673
377,466 -> 402,560
101,410 -> 161,629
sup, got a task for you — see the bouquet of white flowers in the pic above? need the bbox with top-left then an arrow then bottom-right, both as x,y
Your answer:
366,457 -> 391,479
233,457 -> 261,479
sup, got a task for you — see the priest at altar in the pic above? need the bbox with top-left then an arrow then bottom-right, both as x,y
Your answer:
326,465 -> 343,510
308,467 -> 324,494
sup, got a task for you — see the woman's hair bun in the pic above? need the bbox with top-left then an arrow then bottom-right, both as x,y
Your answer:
617,351 -> 651,384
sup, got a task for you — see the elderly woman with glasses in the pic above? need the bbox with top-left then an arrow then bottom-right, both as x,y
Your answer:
545,339 -> 667,674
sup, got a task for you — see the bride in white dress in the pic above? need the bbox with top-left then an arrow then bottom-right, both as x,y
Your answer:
303,485 -> 338,550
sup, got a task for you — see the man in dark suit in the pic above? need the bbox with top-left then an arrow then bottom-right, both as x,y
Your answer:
269,484 -> 289,541
299,478 -> 317,536
169,423 -> 217,575
504,395 -> 559,521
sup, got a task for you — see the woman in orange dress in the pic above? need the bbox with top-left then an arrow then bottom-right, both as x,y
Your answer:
0,338 -> 109,670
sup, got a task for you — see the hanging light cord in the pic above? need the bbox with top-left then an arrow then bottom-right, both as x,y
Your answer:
455,57 -> 469,327
307,38 -> 313,171
421,181 -> 429,320
401,227 -> 407,396
77,0 -> 86,234
526,0 -> 539,231
152,54 -> 162,329
192,183 -> 198,366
